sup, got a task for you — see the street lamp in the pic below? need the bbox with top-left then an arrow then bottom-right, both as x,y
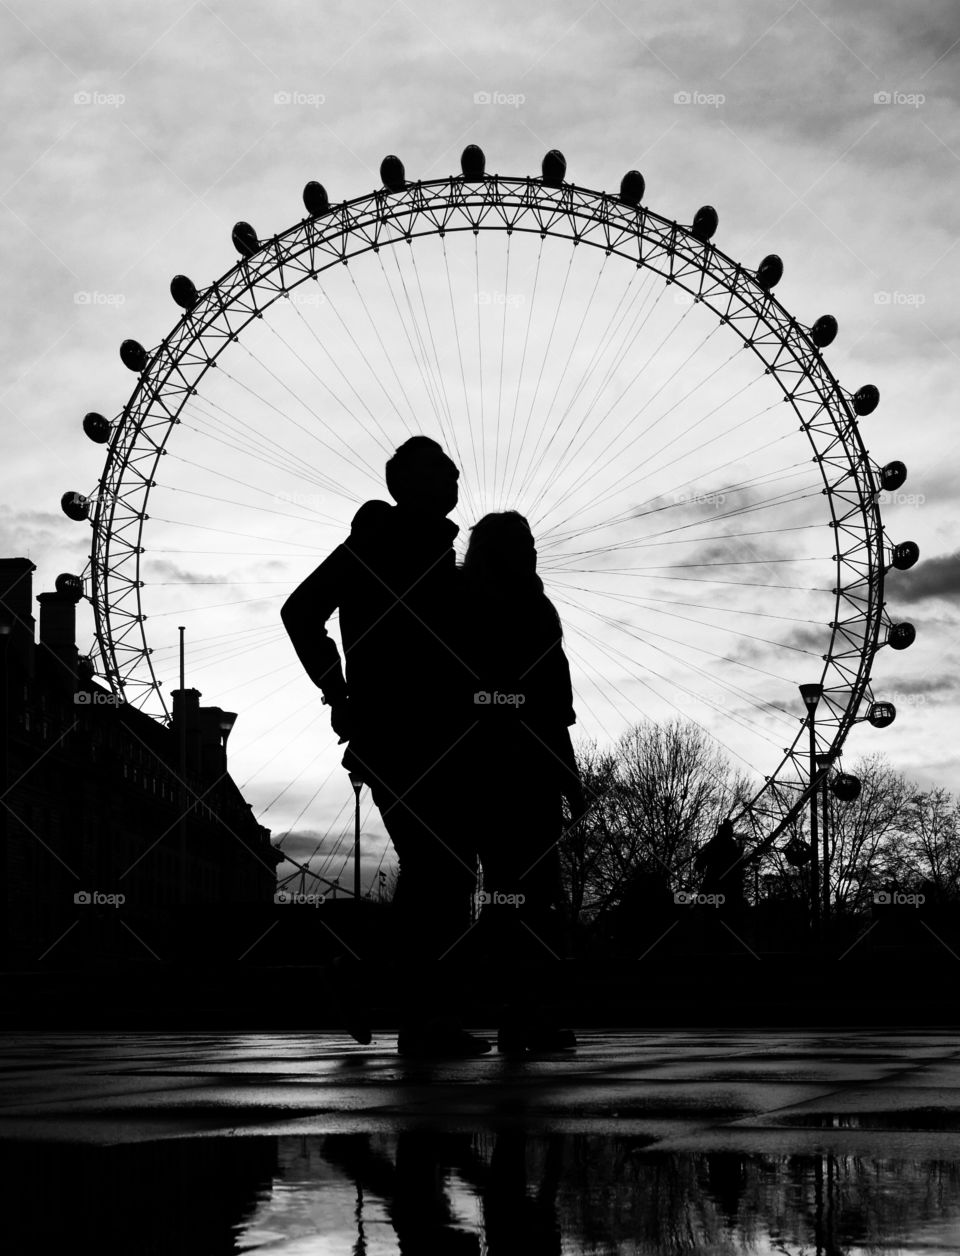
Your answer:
348,771 -> 364,904
816,752 -> 833,924
799,683 -> 823,934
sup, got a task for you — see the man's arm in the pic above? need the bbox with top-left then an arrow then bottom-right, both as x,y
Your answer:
280,546 -> 350,705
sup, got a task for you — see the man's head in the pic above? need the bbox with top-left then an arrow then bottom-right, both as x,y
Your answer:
385,436 -> 459,517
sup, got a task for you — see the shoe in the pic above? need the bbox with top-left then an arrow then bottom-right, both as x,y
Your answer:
397,1020 -> 493,1057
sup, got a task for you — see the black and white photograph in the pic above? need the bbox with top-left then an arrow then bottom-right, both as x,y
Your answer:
1,1 -> 959,1250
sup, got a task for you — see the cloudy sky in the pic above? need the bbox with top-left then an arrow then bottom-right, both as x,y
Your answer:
3,0 -> 958,890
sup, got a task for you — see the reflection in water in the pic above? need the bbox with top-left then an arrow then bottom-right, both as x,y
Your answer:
2,1134 -> 959,1253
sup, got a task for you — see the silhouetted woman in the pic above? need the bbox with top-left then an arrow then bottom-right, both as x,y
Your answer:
462,511 -> 584,1051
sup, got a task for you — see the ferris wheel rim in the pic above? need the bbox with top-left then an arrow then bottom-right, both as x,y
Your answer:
83,165 -> 892,840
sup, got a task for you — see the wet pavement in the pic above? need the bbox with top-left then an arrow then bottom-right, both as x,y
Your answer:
2,1028 -> 959,1251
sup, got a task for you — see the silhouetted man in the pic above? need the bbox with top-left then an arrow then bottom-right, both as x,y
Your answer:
281,436 -> 486,1054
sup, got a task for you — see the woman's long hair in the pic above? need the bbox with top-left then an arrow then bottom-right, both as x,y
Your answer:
462,511 -> 560,633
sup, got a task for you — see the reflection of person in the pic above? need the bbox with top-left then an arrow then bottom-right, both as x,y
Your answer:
320,1129 -> 562,1255
281,436 -> 488,1056
461,511 -> 583,1052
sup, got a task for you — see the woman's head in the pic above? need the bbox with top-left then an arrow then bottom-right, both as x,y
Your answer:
463,511 -> 538,581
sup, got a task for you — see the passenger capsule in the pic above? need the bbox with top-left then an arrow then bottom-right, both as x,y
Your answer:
811,315 -> 838,348
891,541 -> 919,570
887,622 -> 916,650
868,701 -> 896,729
831,773 -> 862,801
618,170 -> 645,206
854,384 -> 880,416
232,221 -> 259,257
461,145 -> 486,180
542,150 -> 566,187
60,491 -> 90,522
880,460 -> 906,491
303,181 -> 330,216
380,155 -> 406,192
55,573 -> 84,601
756,254 -> 783,290
82,412 -> 111,444
170,275 -> 199,310
120,339 -> 148,372
691,205 -> 718,242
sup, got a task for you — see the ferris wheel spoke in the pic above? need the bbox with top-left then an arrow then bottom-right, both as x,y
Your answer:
408,241 -> 480,520
442,238 -> 484,506
561,616 -> 767,777
284,291 -> 402,456
534,278 -> 673,500
187,391 -> 345,490
518,251 -> 611,516
552,580 -> 818,680
152,482 -> 344,526
538,403 -> 790,540
554,584 -> 814,702
492,233 -> 512,512
217,350 -> 380,485
536,443 -> 805,552
504,248 -> 575,504
237,702 -> 327,792
498,238 -> 543,509
150,515 -> 332,549
382,245 -> 482,520
547,582 -> 823,627
533,329 -> 744,525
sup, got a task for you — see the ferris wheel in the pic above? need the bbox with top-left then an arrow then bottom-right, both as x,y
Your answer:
61,144 -> 919,865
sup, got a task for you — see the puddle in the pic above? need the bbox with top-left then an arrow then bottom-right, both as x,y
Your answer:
776,1109 -> 960,1130
2,1133 -> 959,1252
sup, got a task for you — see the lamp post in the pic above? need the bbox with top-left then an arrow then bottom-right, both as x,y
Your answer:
799,684 -> 823,936
349,771 -> 363,903
816,752 -> 833,925
0,617 -> 10,963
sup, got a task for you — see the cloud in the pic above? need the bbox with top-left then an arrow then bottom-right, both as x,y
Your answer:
893,549 -> 960,603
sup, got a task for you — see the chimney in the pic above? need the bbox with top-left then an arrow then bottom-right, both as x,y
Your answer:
0,558 -> 36,680
171,687 -> 202,776
198,706 -> 238,779
36,590 -> 79,694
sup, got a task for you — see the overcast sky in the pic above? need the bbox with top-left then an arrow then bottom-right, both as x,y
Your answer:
3,0 -> 958,888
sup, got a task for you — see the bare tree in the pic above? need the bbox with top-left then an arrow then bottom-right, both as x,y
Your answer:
901,787 -> 960,903
560,719 -> 749,924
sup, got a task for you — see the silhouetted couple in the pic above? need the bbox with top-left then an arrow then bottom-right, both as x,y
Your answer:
281,436 -> 584,1055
